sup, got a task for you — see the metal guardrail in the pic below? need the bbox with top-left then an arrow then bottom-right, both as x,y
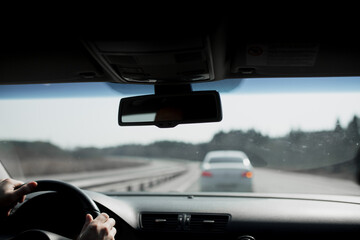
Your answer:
85,169 -> 187,192
77,166 -> 188,192
25,160 -> 192,192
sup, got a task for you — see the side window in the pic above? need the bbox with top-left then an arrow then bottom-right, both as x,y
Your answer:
0,161 -> 10,179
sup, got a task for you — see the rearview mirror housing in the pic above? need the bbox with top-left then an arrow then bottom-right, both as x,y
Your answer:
118,91 -> 222,128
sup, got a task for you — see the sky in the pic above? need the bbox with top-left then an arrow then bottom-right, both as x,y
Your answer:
1,77 -> 360,149
1,76 -> 360,98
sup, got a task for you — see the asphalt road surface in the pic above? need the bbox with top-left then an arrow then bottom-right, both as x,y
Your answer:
148,161 -> 360,195
183,167 -> 360,195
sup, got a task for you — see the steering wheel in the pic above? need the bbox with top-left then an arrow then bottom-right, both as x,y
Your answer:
32,180 -> 101,218
6,179 -> 101,239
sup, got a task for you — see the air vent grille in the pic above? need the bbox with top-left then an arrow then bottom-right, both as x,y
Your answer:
141,213 -> 179,231
141,213 -> 230,232
190,214 -> 229,232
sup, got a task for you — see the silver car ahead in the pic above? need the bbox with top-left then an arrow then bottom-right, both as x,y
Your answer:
200,150 -> 253,192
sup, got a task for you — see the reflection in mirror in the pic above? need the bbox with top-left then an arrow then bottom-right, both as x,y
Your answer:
122,113 -> 156,123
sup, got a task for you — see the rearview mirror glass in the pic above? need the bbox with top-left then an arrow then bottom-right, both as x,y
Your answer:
118,91 -> 222,128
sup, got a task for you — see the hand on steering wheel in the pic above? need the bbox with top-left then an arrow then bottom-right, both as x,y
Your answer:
0,179 -> 116,240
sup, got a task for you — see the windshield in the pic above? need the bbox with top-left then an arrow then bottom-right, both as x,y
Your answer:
1,77 -> 360,195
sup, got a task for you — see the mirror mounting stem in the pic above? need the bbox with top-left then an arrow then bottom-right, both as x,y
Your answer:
155,84 -> 192,95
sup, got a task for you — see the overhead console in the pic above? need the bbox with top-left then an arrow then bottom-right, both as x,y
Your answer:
84,36 -> 215,84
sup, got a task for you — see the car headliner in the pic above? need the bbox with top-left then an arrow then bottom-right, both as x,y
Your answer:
1,16 -> 360,86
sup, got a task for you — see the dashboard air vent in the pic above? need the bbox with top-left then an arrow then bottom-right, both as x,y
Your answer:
190,214 -> 230,232
141,213 -> 179,231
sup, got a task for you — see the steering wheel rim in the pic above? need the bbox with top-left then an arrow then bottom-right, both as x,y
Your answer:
33,179 -> 100,218
5,180 -> 101,239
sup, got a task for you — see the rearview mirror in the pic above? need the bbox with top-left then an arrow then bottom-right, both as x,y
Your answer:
118,91 -> 222,128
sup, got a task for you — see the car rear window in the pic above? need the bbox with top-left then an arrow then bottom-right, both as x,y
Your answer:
209,157 -> 244,164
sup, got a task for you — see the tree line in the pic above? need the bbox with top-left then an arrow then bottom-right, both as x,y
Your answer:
0,116 -> 359,179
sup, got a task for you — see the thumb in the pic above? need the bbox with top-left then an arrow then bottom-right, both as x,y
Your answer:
77,214 -> 93,240
13,181 -> 37,200
82,214 -> 93,229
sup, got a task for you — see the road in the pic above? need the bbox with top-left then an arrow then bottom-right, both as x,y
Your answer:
252,168 -> 360,195
183,167 -> 360,195
27,159 -> 360,195
147,162 -> 360,195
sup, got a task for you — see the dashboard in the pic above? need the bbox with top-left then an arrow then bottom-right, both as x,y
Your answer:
1,190 -> 360,239
88,191 -> 360,240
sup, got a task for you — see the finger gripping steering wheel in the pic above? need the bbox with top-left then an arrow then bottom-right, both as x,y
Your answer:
8,180 -> 100,240
33,180 -> 100,218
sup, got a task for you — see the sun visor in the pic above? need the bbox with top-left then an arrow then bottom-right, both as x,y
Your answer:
231,42 -> 360,78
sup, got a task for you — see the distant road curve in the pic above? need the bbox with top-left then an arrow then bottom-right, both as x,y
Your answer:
25,158 -> 193,192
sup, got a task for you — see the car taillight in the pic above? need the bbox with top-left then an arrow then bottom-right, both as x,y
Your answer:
242,171 -> 253,178
202,171 -> 213,177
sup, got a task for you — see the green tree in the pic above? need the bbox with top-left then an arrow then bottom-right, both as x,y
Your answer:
346,115 -> 360,144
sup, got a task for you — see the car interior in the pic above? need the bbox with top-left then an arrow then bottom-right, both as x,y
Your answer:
1,15 -> 360,240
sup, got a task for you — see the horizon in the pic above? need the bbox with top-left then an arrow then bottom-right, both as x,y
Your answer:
1,91 -> 360,149
1,115 -> 358,151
